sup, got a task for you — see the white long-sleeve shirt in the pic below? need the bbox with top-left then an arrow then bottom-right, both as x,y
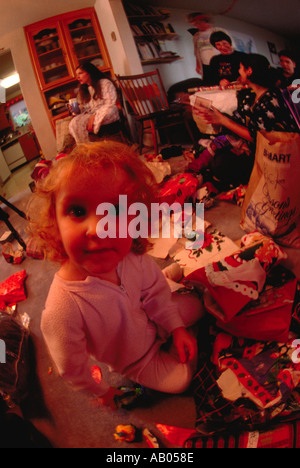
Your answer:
41,253 -> 185,396
79,78 -> 120,133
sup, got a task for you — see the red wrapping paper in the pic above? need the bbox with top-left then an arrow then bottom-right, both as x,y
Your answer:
0,270 -> 27,309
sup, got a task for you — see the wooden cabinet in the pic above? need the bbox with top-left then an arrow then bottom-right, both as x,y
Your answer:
0,104 -> 10,131
25,8 -> 114,131
19,132 -> 41,161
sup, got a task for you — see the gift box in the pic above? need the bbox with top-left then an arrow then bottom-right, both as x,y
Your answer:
204,266 -> 297,342
183,233 -> 287,323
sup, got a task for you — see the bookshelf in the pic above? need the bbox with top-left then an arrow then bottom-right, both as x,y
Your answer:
123,2 -> 182,65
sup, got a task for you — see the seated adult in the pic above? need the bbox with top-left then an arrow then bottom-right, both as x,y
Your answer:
208,31 -> 246,86
275,50 -> 300,89
189,54 -> 299,189
69,61 -> 120,144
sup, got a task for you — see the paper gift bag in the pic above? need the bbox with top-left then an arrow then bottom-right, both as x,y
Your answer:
241,131 -> 300,247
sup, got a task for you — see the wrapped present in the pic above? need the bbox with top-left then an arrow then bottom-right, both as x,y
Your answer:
204,266 -> 297,342
183,233 -> 287,323
158,173 -> 199,205
2,242 -> 25,264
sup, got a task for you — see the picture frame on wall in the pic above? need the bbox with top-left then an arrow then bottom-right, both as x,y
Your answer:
267,41 -> 280,66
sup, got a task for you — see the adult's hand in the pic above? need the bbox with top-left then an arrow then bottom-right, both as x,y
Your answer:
87,114 -> 96,133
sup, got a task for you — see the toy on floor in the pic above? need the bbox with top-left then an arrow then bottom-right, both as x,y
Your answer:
114,425 -> 164,447
114,424 -> 141,443
113,385 -> 149,410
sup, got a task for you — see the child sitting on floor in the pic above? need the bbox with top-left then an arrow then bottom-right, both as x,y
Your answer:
28,141 -> 204,408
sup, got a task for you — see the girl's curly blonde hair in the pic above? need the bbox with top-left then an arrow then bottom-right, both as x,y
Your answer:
27,141 -> 157,263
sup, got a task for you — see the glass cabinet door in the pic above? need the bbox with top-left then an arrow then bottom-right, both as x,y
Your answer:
30,23 -> 73,88
63,14 -> 107,70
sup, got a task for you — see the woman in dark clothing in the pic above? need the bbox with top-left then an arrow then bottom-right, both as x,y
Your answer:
198,53 -> 298,142
190,54 -> 298,189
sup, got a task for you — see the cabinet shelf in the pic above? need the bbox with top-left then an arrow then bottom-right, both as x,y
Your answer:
34,34 -> 59,45
73,37 -> 97,45
42,64 -> 67,74
38,47 -> 63,58
69,25 -> 93,33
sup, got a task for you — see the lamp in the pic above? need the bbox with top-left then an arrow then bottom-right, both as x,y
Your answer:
0,72 -> 20,89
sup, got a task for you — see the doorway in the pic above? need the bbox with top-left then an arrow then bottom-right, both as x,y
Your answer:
0,49 -> 41,200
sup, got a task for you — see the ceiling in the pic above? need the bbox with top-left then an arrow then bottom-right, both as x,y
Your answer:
0,0 -> 299,42
143,0 -> 300,40
0,0 -> 94,39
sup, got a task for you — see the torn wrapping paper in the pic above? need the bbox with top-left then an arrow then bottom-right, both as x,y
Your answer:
0,270 -> 27,309
183,233 -> 287,321
173,227 -> 238,276
192,331 -> 300,435
157,173 -> 199,206
204,266 -> 297,342
144,160 -> 171,184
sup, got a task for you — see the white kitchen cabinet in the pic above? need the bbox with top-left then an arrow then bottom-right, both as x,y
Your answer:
2,142 -> 27,171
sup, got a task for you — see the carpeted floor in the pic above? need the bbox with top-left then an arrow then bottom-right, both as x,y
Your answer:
0,183 -> 299,448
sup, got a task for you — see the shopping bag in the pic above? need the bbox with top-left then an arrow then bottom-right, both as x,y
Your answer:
241,131 -> 300,248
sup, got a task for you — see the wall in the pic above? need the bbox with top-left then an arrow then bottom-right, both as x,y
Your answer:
0,29 -> 57,159
94,0 -> 143,75
140,7 -> 291,91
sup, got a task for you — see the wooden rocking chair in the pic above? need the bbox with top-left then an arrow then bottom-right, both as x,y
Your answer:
116,69 -> 195,154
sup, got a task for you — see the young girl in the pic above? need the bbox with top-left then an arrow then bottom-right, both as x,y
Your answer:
69,62 -> 120,143
28,141 -> 203,407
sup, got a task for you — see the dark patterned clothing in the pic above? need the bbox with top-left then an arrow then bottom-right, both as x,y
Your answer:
233,87 -> 299,141
209,51 -> 246,85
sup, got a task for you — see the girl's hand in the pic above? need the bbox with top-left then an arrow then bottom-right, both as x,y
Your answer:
219,79 -> 231,87
194,105 -> 224,126
172,327 -> 198,364
87,114 -> 96,133
97,387 -> 124,410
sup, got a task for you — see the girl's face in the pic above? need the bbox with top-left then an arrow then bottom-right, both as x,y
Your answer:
239,63 -> 252,84
55,167 -> 133,281
76,67 -> 91,85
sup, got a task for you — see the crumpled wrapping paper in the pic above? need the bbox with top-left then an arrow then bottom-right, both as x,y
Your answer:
0,270 -> 27,310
